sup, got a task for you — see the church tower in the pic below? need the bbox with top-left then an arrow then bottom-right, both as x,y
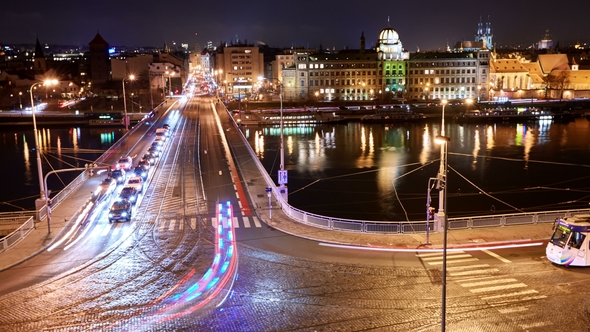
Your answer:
360,31 -> 366,54
89,32 -> 110,85
474,17 -> 493,50
33,37 -> 47,74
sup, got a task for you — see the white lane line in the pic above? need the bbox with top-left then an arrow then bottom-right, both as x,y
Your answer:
460,278 -> 518,288
469,283 -> 528,294
421,254 -> 472,261
100,224 -> 111,237
483,249 -> 512,263
319,242 -> 544,253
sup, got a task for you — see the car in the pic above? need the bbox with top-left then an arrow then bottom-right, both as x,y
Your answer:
137,159 -> 151,170
111,169 -> 127,184
142,153 -> 156,165
154,135 -> 167,144
95,177 -> 117,197
108,198 -> 132,222
162,123 -> 170,129
116,156 -> 133,171
151,141 -> 164,151
133,166 -> 149,180
118,187 -> 139,204
126,176 -> 144,192
147,147 -> 161,158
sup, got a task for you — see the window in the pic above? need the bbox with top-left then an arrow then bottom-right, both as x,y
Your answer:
300,80 -> 305,87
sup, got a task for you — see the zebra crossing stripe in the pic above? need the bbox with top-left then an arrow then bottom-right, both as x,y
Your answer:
421,254 -> 472,261
469,283 -> 528,294
243,217 -> 251,228
101,224 -> 111,236
168,219 -> 176,231
481,289 -> 539,301
211,217 -> 217,228
449,269 -> 499,276
428,258 -> 480,265
112,223 -> 123,236
253,217 -> 262,227
482,249 -> 512,263
233,217 -> 239,228
460,278 -> 518,288
447,264 -> 490,271
158,219 -> 166,232
179,220 -> 183,231
190,217 -> 196,229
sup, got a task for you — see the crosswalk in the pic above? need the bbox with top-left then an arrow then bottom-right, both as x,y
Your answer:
416,250 -> 551,329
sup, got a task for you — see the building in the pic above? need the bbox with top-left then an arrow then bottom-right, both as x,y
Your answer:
215,42 -> 264,99
88,32 -> 110,85
406,50 -> 490,101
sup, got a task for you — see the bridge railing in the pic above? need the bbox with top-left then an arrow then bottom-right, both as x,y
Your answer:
0,215 -> 35,253
225,101 -> 590,235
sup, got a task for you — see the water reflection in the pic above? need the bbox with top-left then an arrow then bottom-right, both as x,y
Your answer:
244,119 -> 590,221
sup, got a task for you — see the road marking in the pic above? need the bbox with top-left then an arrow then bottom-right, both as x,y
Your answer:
449,269 -> 499,276
243,217 -> 251,228
469,283 -> 528,294
421,254 -> 472,261
158,219 -> 166,232
101,224 -> 111,236
428,258 -> 480,265
481,289 -> 539,300
179,219 -> 184,231
483,249 -> 512,263
168,219 -> 176,231
460,278 -> 518,288
447,264 -> 490,271
233,217 -> 240,228
253,217 -> 262,227
190,217 -> 197,229
416,251 -> 465,257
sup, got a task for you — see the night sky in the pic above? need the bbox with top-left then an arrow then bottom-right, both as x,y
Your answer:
1,0 -> 588,51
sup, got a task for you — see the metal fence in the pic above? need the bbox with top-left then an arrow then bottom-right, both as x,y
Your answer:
0,216 -> 35,253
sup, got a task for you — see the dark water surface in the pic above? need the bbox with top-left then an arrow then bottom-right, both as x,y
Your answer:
4,119 -> 590,221
242,118 -> 590,221
0,126 -> 124,212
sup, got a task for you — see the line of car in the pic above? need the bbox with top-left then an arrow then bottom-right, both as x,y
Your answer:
98,124 -> 171,223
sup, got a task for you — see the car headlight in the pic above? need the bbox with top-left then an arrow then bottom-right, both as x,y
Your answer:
108,213 -> 113,217
121,212 -> 127,217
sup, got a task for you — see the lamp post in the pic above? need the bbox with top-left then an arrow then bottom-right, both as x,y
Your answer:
30,79 -> 58,222
435,99 -> 450,332
122,75 -> 135,130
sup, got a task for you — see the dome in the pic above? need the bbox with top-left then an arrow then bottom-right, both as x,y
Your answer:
379,28 -> 400,45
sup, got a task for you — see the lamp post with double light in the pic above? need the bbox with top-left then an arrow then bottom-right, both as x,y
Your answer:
122,75 -> 135,130
30,79 -> 58,221
435,99 -> 450,332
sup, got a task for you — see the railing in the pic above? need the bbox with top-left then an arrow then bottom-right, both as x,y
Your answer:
0,216 -> 35,253
225,101 -> 589,235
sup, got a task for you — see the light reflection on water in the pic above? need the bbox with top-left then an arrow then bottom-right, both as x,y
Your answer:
244,118 -> 590,221
0,127 -> 124,212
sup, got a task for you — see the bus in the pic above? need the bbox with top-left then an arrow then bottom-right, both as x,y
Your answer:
546,215 -> 590,266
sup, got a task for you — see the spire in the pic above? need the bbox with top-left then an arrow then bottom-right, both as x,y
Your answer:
360,31 -> 366,53
34,37 -> 45,59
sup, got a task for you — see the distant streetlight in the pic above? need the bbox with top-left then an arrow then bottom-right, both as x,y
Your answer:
30,79 -> 58,224
122,74 -> 135,130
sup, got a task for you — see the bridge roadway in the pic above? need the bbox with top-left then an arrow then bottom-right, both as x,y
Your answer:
0,98 -> 554,272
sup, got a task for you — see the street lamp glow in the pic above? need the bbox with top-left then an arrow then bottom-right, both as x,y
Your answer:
122,75 -> 135,130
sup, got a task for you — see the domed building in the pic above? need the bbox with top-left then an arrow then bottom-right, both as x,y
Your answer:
377,26 -> 408,100
377,28 -> 408,60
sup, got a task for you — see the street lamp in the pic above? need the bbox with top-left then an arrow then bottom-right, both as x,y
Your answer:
122,74 -> 135,130
30,79 -> 58,218
435,99 -> 450,332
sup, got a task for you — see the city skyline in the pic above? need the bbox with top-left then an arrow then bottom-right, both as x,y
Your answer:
1,0 -> 588,51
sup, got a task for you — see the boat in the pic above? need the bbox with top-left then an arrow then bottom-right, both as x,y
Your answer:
361,110 -> 426,123
454,107 -> 554,123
